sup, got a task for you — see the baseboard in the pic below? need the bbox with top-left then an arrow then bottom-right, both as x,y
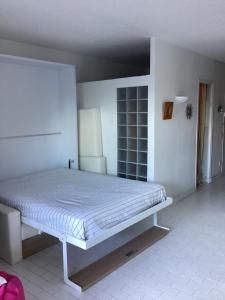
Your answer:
173,188 -> 196,203
172,173 -> 225,203
202,177 -> 213,183
210,173 -> 223,182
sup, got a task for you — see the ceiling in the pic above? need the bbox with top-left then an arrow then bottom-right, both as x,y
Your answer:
0,0 -> 225,68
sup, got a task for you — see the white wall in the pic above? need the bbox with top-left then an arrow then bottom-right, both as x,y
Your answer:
77,75 -> 152,176
151,38 -> 225,198
0,60 -> 61,137
0,54 -> 78,180
0,38 -> 147,82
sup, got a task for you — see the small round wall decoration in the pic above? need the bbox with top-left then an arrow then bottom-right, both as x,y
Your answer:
186,104 -> 192,119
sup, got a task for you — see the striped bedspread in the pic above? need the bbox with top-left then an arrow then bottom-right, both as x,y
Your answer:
0,168 -> 166,240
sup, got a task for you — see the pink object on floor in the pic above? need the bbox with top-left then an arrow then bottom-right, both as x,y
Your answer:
0,272 -> 25,300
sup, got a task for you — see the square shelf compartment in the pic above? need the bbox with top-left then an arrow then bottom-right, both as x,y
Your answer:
118,150 -> 127,162
117,88 -> 126,100
128,138 -> 137,151
138,152 -> 147,164
138,164 -> 147,177
128,151 -> 137,163
138,113 -> 148,125
138,100 -> 148,112
127,175 -> 136,180
138,126 -> 147,139
127,113 -> 137,125
138,86 -> 148,99
138,139 -> 147,152
118,138 -> 127,149
118,126 -> 127,137
127,163 -> 136,175
118,113 -> 127,125
127,100 -> 137,112
118,173 -> 126,179
127,87 -> 137,100
117,101 -> 127,113
118,162 -> 126,174
128,126 -> 137,138
137,177 -> 147,182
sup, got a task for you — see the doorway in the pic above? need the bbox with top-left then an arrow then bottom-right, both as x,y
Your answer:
196,82 -> 213,186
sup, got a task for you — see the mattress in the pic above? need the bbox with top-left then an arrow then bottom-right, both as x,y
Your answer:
0,168 -> 166,240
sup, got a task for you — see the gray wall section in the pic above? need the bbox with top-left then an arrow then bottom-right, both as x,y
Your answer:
0,38 -> 148,82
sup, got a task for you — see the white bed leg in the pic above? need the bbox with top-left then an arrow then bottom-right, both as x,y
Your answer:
62,240 -> 69,283
153,212 -> 170,231
153,212 -> 158,226
61,239 -> 82,292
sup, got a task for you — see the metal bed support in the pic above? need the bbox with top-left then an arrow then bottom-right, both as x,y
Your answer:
22,197 -> 173,292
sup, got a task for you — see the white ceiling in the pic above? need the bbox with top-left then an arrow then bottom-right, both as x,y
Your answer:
1,0 -> 225,67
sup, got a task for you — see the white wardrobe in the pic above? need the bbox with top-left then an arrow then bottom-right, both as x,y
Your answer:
0,54 -> 78,180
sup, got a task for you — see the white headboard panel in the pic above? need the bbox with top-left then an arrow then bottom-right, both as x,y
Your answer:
0,54 -> 78,180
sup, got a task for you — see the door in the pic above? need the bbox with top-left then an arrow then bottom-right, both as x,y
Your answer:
197,83 -> 207,185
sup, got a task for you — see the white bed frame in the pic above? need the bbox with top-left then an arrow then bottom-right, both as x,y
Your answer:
22,196 -> 173,292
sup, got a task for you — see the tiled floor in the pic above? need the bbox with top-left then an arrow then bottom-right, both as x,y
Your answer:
1,177 -> 225,300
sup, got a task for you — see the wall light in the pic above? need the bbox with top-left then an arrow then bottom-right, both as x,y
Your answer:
174,96 -> 189,103
218,105 -> 224,113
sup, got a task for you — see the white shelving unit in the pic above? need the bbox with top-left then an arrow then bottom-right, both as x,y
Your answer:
117,86 -> 148,181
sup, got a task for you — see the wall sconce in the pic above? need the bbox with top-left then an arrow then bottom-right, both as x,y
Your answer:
174,96 -> 189,103
186,104 -> 193,119
218,105 -> 224,113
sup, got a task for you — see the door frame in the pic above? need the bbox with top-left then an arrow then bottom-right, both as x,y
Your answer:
222,113 -> 225,175
195,79 -> 214,187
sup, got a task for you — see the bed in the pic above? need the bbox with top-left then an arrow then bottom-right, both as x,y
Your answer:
0,168 -> 172,291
